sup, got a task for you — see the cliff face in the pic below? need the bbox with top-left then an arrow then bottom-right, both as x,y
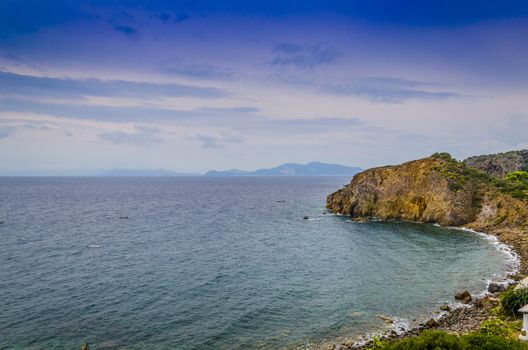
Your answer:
464,150 -> 528,179
326,154 -> 528,231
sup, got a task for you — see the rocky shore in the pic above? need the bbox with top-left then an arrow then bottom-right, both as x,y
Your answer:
321,150 -> 528,350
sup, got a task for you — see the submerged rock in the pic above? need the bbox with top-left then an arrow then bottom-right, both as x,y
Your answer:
303,216 -> 309,220
376,314 -> 393,323
440,305 -> 450,311
455,290 -> 472,304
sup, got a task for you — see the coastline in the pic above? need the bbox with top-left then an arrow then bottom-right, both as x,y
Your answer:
314,220 -> 525,350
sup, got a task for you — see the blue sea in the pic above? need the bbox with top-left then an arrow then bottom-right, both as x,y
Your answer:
0,177 -> 515,349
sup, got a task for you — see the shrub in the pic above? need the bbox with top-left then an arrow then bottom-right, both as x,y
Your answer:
375,330 -> 528,350
479,318 -> 509,337
432,152 -> 456,162
500,287 -> 528,317
380,331 -> 464,350
499,171 -> 528,200
463,333 -> 528,350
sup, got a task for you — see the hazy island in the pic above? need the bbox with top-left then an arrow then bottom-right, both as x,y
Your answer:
323,150 -> 528,349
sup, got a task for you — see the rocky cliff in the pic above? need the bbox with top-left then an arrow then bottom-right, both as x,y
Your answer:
327,153 -> 528,271
464,149 -> 528,178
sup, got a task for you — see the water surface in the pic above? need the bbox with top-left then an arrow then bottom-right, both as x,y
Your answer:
0,177 -> 513,349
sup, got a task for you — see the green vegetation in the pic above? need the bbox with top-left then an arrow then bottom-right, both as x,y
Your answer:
430,153 -> 490,201
494,171 -> 528,200
431,152 -> 528,201
371,330 -> 528,350
366,286 -> 528,350
500,287 -> 528,317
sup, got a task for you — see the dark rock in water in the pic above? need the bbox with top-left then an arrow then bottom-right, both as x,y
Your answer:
0,220 -> 4,224
119,216 -> 129,219
488,282 -> 507,293
425,318 -> 439,328
303,216 -> 309,220
276,200 -> 285,203
455,290 -> 472,304
439,305 -> 450,311
81,343 -> 89,350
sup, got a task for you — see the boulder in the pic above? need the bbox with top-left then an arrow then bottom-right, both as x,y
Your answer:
81,343 -> 89,350
488,282 -> 507,293
425,318 -> 439,328
477,294 -> 499,308
303,216 -> 309,220
439,305 -> 450,311
515,277 -> 528,290
455,290 -> 472,304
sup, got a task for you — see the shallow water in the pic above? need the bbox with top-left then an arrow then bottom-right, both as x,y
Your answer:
0,177 -> 514,349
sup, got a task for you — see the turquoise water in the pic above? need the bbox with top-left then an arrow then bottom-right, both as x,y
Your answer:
0,177 -> 514,349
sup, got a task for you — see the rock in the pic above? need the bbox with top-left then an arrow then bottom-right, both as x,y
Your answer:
477,294 -> 499,308
119,216 -> 129,219
303,216 -> 309,220
455,290 -> 472,304
515,277 -> 528,290
488,282 -> 507,293
376,314 -> 394,323
0,220 -> 3,224
81,343 -> 89,350
425,318 -> 439,328
440,305 -> 450,311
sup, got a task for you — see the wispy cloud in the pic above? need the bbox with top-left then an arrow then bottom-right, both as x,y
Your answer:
192,133 -> 244,149
0,71 -> 226,99
114,25 -> 138,36
270,42 -> 340,69
163,63 -> 237,80
279,76 -> 466,103
0,98 -> 259,123
99,125 -> 164,145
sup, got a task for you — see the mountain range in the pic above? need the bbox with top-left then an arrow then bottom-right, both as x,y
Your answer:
96,162 -> 362,177
204,162 -> 362,176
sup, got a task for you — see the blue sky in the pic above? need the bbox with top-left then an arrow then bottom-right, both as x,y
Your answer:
0,0 -> 527,174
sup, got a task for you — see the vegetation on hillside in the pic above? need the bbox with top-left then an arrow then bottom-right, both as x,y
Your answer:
493,171 -> 528,200
431,152 -> 528,200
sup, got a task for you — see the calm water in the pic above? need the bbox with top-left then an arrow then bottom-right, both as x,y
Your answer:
0,177 -> 514,349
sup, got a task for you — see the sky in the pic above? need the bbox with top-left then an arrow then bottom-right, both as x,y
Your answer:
0,0 -> 527,175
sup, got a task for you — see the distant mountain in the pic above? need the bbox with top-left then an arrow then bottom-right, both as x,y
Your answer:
205,162 -> 362,176
96,169 -> 198,177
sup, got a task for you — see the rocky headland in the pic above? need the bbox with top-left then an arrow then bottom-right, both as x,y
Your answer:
326,151 -> 528,273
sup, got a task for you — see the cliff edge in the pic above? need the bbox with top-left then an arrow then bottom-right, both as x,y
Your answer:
327,152 -> 528,272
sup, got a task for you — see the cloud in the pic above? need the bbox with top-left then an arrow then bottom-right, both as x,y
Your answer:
280,76 -> 465,103
0,98 -> 259,123
0,71 -> 226,99
270,42 -> 340,69
0,126 -> 15,139
163,63 -> 237,80
114,25 -> 138,36
99,125 -> 164,145
193,133 -> 244,149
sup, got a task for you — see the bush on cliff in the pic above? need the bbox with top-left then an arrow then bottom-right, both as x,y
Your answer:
500,287 -> 528,317
376,330 -> 528,350
500,171 -> 528,199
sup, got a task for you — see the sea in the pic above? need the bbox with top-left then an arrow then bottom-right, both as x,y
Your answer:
0,177 -> 516,349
